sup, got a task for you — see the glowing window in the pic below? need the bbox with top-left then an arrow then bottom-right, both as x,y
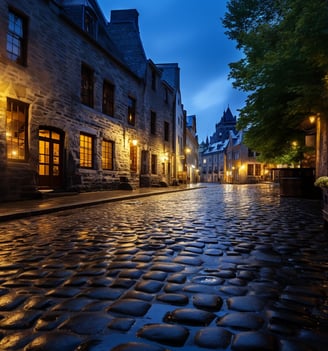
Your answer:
102,140 -> 114,170
80,133 -> 93,168
6,98 -> 28,161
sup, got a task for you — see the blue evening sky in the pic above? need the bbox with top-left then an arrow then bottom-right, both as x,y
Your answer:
98,0 -> 246,142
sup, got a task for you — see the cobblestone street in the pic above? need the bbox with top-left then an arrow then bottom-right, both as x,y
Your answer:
0,183 -> 327,351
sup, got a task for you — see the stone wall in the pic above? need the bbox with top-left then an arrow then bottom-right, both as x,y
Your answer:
0,0 -> 178,200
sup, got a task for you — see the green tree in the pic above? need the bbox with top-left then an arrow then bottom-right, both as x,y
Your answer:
222,0 -> 328,162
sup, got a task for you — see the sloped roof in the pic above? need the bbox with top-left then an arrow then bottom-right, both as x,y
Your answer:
156,63 -> 180,91
203,139 -> 229,155
222,106 -> 236,123
59,0 -> 129,68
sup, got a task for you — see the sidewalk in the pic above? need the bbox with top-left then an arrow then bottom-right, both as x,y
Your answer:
0,184 -> 204,222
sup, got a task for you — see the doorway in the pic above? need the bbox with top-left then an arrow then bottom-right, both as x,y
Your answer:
38,128 -> 64,188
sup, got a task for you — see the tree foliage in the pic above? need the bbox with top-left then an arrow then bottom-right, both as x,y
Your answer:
222,0 -> 328,162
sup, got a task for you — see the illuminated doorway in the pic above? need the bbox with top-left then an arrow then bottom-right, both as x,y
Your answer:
38,128 -> 63,188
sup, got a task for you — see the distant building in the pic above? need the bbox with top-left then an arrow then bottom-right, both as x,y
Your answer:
199,107 -> 268,183
186,115 -> 199,183
0,0 -> 196,200
156,63 -> 187,184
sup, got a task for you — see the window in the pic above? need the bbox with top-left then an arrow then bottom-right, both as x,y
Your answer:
80,133 -> 94,168
102,140 -> 114,170
7,9 -> 27,65
84,7 -> 97,38
6,98 -> 28,161
150,111 -> 156,135
164,121 -> 169,142
81,64 -> 94,107
127,96 -> 136,126
102,80 -> 114,116
255,164 -> 261,176
247,164 -> 254,176
151,154 -> 157,174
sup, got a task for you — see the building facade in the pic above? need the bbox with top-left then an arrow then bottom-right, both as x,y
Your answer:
199,107 -> 267,183
0,0 -> 194,200
156,63 -> 187,184
185,115 -> 199,183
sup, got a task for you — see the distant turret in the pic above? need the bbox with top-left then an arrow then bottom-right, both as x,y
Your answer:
209,107 -> 237,144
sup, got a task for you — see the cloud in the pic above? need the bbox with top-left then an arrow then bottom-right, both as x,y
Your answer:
191,75 -> 231,112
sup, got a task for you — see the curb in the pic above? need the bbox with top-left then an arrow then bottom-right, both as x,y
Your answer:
0,186 -> 204,222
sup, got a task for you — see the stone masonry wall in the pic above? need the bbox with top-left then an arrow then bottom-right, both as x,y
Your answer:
0,0 -> 153,200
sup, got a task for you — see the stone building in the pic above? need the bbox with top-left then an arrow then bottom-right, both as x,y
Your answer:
186,115 -> 199,183
156,63 -> 187,184
0,0 -> 191,200
199,107 -> 236,182
225,129 -> 266,183
199,107 -> 267,183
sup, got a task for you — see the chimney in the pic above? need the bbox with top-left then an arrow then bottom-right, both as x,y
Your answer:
110,9 -> 140,31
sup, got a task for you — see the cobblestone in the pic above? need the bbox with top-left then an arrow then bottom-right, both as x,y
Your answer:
0,183 -> 326,350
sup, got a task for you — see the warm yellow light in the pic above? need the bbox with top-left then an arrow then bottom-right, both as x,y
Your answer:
309,115 -> 316,124
185,147 -> 191,154
292,141 -> 298,147
240,164 -> 245,170
131,139 -> 138,146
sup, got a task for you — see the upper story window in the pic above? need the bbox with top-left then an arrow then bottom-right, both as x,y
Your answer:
164,121 -> 169,142
7,8 -> 28,65
102,80 -> 114,116
150,111 -> 156,135
81,63 -> 94,107
6,98 -> 29,161
127,96 -> 136,126
80,133 -> 94,168
84,7 -> 97,38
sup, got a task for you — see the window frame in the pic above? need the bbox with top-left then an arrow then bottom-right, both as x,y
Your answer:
255,164 -> 261,176
84,7 -> 97,38
80,133 -> 94,169
6,98 -> 29,162
102,139 -> 114,170
102,80 -> 115,116
164,121 -> 169,142
81,63 -> 94,107
127,96 -> 136,126
247,164 -> 254,176
7,7 -> 28,65
150,111 -> 156,135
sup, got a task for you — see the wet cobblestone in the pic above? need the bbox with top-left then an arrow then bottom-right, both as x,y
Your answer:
0,183 -> 327,350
